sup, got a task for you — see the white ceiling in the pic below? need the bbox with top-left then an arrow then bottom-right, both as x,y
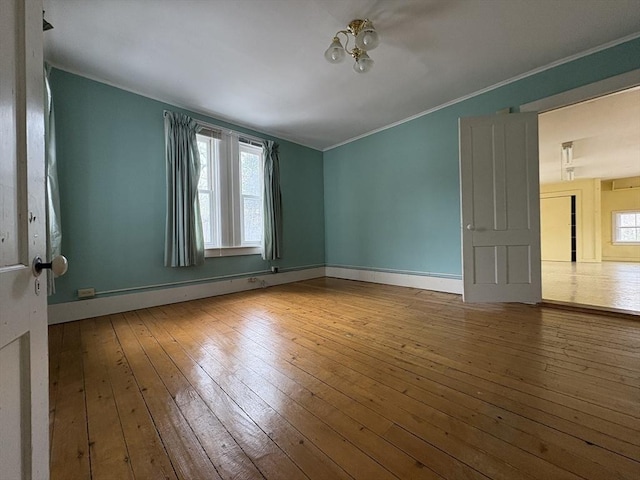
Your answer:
43,0 -> 640,151
539,87 -> 640,184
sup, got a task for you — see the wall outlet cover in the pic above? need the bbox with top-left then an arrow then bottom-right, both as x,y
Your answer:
77,288 -> 96,299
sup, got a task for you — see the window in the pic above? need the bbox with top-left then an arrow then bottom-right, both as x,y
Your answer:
613,211 -> 640,244
197,127 -> 263,255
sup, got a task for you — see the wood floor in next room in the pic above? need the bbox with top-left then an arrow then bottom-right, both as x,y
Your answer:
49,278 -> 640,480
542,260 -> 640,314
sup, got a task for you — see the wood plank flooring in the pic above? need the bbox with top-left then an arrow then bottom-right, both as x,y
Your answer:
542,261 -> 640,314
48,278 -> 640,480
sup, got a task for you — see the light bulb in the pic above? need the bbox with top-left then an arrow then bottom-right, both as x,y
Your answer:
324,37 -> 345,64
355,24 -> 379,50
353,52 -> 374,73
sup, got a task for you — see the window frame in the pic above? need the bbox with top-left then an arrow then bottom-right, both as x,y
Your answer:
196,125 -> 265,257
612,210 -> 640,245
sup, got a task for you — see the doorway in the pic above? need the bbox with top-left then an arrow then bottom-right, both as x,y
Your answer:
524,71 -> 640,313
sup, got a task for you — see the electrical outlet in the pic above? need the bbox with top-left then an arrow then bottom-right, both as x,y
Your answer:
271,266 -> 279,273
77,288 -> 96,299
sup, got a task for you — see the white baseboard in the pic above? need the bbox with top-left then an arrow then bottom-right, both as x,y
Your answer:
602,257 -> 640,263
325,266 -> 463,295
47,267 -> 325,325
48,265 -> 463,325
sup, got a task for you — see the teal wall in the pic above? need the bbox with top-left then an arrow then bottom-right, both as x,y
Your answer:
323,38 -> 640,278
49,69 -> 325,304
50,38 -> 640,305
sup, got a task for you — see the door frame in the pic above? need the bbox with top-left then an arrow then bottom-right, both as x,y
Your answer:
521,69 -> 640,115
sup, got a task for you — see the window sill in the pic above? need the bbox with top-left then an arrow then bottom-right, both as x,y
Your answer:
205,246 -> 262,258
612,242 -> 640,246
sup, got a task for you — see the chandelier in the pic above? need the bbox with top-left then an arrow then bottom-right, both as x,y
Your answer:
324,19 -> 380,73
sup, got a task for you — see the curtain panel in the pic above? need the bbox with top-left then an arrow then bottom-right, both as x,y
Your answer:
164,111 -> 205,267
262,140 -> 283,260
44,65 -> 62,295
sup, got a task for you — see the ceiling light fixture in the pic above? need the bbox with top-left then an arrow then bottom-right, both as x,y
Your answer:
324,19 -> 379,74
561,141 -> 575,181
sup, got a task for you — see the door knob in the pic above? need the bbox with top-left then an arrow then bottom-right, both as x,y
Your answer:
466,224 -> 475,231
32,255 -> 68,277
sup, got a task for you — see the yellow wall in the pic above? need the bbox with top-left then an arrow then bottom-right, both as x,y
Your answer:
540,178 -> 601,262
601,176 -> 640,262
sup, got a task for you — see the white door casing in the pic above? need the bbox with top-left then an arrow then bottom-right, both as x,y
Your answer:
0,0 -> 49,479
459,113 -> 542,303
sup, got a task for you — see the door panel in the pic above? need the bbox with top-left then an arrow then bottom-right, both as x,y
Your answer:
460,113 -> 541,303
0,0 -> 49,478
0,0 -> 21,267
474,247 -> 497,284
0,338 -> 27,479
505,122 -> 531,230
507,245 -> 532,284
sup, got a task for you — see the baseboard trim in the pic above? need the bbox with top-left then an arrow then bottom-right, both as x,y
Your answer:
47,267 -> 326,325
325,266 -> 463,295
48,265 -> 464,324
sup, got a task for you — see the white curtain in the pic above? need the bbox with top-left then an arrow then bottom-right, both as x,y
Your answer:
45,65 -> 62,294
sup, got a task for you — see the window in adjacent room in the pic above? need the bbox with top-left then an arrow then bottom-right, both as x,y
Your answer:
613,210 -> 640,244
197,126 -> 264,256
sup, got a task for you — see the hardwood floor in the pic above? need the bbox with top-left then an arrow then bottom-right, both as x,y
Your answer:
542,261 -> 640,314
49,278 -> 640,480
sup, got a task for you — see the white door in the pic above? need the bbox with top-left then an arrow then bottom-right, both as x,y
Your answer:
0,1 -> 49,479
540,196 -> 572,261
459,113 -> 541,303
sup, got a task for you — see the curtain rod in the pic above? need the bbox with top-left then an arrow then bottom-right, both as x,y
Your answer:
163,109 -> 265,145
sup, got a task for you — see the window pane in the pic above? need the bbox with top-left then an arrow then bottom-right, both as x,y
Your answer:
199,191 -> 212,245
618,213 -> 636,227
241,151 -> 261,196
243,196 -> 263,243
197,139 -> 209,190
621,228 -> 639,242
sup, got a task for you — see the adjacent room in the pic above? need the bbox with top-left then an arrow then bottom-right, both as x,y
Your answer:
1,1 -> 639,479
538,87 -> 640,313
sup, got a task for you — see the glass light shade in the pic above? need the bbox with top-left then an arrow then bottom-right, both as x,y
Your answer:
562,166 -> 575,182
561,143 -> 573,165
353,52 -> 374,73
355,27 -> 379,50
324,37 -> 346,63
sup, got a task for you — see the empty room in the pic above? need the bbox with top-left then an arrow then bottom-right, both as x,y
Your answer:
1,1 -> 639,479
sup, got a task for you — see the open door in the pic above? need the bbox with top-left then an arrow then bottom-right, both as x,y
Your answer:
459,113 -> 541,303
0,1 -> 49,478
